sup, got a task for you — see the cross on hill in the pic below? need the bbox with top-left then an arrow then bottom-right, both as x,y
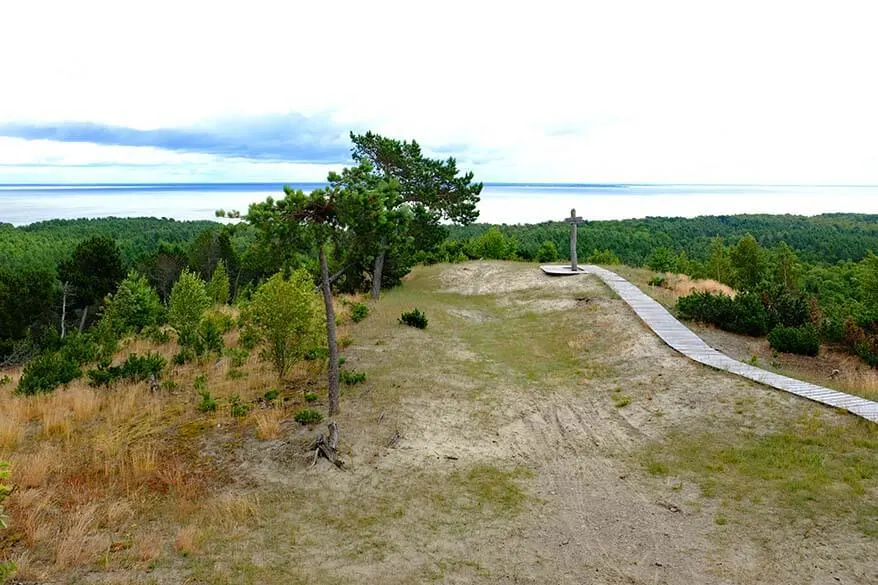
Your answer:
564,209 -> 584,271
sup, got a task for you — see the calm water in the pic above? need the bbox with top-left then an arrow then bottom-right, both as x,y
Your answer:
2,183 -> 878,226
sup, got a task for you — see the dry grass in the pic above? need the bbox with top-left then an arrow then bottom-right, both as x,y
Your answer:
10,488 -> 54,547
133,531 -> 164,563
174,525 -> 202,556
10,445 -> 57,488
54,504 -> 101,569
671,273 -> 736,298
254,409 -> 285,440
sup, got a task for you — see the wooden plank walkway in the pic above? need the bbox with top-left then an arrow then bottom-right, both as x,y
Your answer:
581,265 -> 878,423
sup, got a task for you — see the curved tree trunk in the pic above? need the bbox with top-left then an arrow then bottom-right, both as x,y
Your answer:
319,244 -> 341,416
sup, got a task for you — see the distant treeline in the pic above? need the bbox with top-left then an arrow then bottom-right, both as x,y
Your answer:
443,213 -> 878,266
0,217 -> 222,272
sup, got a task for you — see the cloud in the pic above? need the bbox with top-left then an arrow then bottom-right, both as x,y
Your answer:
0,113 -> 352,164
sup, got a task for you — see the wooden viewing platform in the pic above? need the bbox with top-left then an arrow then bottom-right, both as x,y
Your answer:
577,265 -> 878,423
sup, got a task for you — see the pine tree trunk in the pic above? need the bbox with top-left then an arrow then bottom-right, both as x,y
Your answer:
371,248 -> 386,300
319,244 -> 341,416
78,305 -> 88,333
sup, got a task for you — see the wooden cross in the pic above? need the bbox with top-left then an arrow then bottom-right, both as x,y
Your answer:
564,208 -> 584,271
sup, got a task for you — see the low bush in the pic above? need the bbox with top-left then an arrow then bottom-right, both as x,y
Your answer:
224,347 -> 249,368
294,408 -> 323,425
0,375 -> 10,386
341,370 -> 366,385
647,275 -> 667,288
399,308 -> 428,329
536,240 -> 559,263
197,389 -> 217,413
229,394 -> 250,417
87,352 -> 166,387
17,352 -> 81,395
195,376 -> 217,412
768,324 -> 820,356
676,291 -> 770,336
349,302 -> 369,323
304,391 -> 318,402
192,317 -> 224,356
304,347 -> 329,361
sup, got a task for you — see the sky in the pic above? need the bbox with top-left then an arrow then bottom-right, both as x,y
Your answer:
1,0 -> 877,184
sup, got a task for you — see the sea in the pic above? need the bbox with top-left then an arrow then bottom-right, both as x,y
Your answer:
2,183 -> 878,227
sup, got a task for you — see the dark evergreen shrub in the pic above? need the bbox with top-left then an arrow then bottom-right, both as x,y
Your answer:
350,303 -> 369,323
87,351 -> 166,387
341,370 -> 366,385
17,352 -> 81,395
768,324 -> 820,356
294,408 -> 323,425
399,308 -> 428,329
676,291 -> 770,336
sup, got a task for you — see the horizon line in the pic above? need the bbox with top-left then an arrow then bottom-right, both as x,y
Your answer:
3,181 -> 878,188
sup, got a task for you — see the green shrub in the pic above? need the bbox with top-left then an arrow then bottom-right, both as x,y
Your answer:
197,389 -> 217,413
647,275 -> 667,287
341,370 -> 366,385
224,347 -> 249,368
294,408 -> 323,425
263,389 -> 280,402
195,375 -> 216,412
195,317 -> 224,355
172,348 -> 195,365
0,375 -> 10,386
536,241 -> 559,262
229,394 -> 250,417
399,308 -> 428,329
676,291 -> 770,336
17,352 -> 81,395
304,347 -> 329,361
226,368 -> 246,380
304,391 -> 318,402
587,249 -> 621,265
87,352 -> 166,387
769,325 -> 820,356
58,332 -> 99,365
350,302 -> 369,323
142,325 -> 171,344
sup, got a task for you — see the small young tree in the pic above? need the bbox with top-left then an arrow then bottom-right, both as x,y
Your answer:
730,233 -> 766,292
245,188 -> 346,415
206,259 -> 231,305
102,272 -> 164,334
645,246 -> 676,272
243,270 -> 319,379
168,269 -> 210,347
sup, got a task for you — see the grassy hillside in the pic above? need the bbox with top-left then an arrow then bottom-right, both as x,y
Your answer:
1,262 -> 875,584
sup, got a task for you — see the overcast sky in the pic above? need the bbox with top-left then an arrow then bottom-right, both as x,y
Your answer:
1,0 -> 877,184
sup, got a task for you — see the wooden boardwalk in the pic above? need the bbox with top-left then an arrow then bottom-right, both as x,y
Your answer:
581,265 -> 878,423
